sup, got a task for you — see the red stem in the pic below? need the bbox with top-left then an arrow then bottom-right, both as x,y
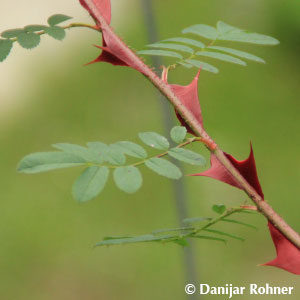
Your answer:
84,0 -> 300,249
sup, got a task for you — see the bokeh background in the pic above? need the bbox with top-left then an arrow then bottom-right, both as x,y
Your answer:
1,0 -> 299,299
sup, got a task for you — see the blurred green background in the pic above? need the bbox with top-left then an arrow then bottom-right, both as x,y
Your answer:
0,0 -> 299,299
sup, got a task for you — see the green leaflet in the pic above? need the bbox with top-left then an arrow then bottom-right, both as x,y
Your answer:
184,59 -> 219,73
111,141 -> 147,159
138,132 -> 170,150
222,219 -> 257,230
96,234 -> 176,246
0,39 -> 13,62
47,14 -> 72,26
208,46 -> 265,63
17,32 -> 40,49
203,229 -> 245,241
183,217 -> 212,224
147,42 -> 194,54
191,235 -> 227,244
45,26 -> 66,40
170,126 -> 187,144
212,204 -> 227,214
1,28 -> 25,38
24,25 -> 48,32
163,37 -> 205,49
182,24 -> 218,40
168,148 -> 206,166
72,166 -> 109,202
196,51 -> 246,66
216,21 -> 279,45
145,158 -> 182,179
113,166 -> 142,194
17,152 -> 85,174
137,49 -> 183,59
52,143 -> 103,163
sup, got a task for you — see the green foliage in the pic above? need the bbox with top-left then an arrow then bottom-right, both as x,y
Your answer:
138,132 -> 170,150
168,148 -> 206,166
145,158 -> 182,179
113,166 -> 142,193
72,166 -> 109,202
45,26 -> 66,41
170,126 -> 187,143
17,32 -> 40,49
18,127 -> 206,202
47,14 -> 72,26
212,204 -> 227,214
0,14 -> 72,62
138,21 -> 279,73
0,39 -> 13,62
95,205 -> 259,247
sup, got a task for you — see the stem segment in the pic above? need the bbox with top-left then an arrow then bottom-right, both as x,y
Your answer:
83,0 -> 300,249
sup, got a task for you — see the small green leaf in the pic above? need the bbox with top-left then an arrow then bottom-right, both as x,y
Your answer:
147,42 -> 194,54
192,235 -> 227,243
222,219 -> 257,230
45,26 -> 66,40
168,148 -> 206,166
0,39 -> 13,62
87,141 -> 109,153
196,51 -> 246,66
53,143 -> 102,163
96,233 -> 175,246
170,126 -> 187,143
212,204 -> 226,214
145,158 -> 182,179
17,32 -> 40,49
24,25 -> 48,32
106,146 -> 126,165
72,166 -> 109,202
183,217 -> 212,225
208,46 -> 265,63
138,132 -> 169,150
1,28 -> 25,38
113,166 -> 142,194
216,21 -> 279,45
178,61 -> 193,69
173,239 -> 189,247
137,49 -> 183,59
203,229 -> 245,241
17,152 -> 85,174
47,14 -> 72,26
182,24 -> 218,40
185,59 -> 219,73
111,141 -> 147,158
163,37 -> 205,49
